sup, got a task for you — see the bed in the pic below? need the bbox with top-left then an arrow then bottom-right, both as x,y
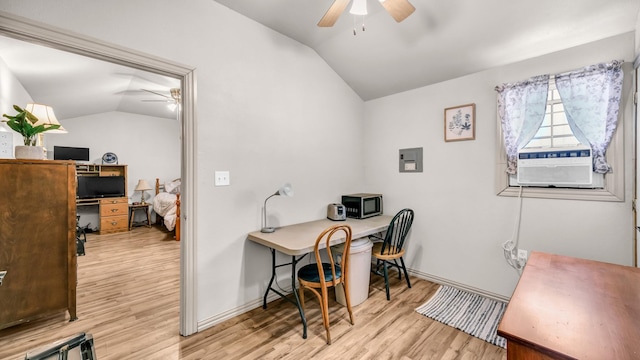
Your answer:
153,178 -> 181,241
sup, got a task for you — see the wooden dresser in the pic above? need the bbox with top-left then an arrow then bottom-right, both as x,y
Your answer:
0,159 -> 77,329
498,252 -> 640,359
76,164 -> 128,234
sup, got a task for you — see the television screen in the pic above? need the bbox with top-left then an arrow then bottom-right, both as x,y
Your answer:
54,146 -> 89,161
77,176 -> 125,199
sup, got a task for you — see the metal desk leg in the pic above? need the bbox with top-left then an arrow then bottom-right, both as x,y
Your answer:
263,249 -> 277,309
290,255 -> 307,339
261,249 -> 308,339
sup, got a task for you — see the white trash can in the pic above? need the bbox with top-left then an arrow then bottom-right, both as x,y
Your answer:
333,237 -> 373,307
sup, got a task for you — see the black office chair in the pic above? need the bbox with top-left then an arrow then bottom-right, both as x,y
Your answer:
371,208 -> 414,300
76,215 -> 86,256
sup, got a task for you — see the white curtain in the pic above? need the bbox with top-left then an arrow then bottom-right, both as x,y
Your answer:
555,60 -> 624,173
495,75 -> 549,174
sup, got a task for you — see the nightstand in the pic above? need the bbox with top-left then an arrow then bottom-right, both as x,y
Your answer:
129,203 -> 151,231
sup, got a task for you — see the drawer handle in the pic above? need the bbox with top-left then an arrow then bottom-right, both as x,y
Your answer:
111,209 -> 118,213
112,221 -> 118,225
112,200 -> 118,204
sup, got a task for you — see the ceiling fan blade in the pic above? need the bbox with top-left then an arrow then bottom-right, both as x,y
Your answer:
142,100 -> 171,103
381,0 -> 415,23
317,0 -> 350,27
141,88 -> 171,99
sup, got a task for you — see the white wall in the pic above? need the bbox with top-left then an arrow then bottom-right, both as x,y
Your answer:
0,56 -> 33,151
0,0 -> 365,326
44,111 -> 181,228
635,10 -> 640,55
364,33 -> 636,297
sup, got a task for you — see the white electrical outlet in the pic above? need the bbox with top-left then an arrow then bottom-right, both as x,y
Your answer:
0,132 -> 13,159
517,249 -> 528,262
214,171 -> 230,186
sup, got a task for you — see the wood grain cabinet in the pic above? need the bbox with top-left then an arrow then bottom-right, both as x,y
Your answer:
498,252 -> 640,359
0,159 -> 77,329
99,197 -> 129,233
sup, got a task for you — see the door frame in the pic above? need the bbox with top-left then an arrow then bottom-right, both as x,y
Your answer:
0,11 -> 199,336
634,57 -> 639,267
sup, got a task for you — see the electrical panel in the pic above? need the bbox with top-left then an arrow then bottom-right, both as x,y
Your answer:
399,147 -> 423,173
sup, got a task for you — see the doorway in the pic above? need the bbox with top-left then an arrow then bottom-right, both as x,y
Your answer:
0,12 -> 198,336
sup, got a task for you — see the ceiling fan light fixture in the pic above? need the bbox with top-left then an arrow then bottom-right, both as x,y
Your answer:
349,0 -> 367,15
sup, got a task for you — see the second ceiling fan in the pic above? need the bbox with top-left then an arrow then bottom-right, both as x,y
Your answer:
318,0 -> 415,27
141,88 -> 181,110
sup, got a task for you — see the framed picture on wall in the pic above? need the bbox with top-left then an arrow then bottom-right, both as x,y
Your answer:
444,103 -> 475,142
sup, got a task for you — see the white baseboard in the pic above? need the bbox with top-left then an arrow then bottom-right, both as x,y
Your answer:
197,285 -> 293,332
197,269 -> 510,332
408,269 -> 510,303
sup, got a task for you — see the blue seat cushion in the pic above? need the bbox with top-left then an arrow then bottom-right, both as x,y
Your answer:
298,263 -> 342,283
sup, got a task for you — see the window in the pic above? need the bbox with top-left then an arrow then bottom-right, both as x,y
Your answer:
525,78 -> 580,149
507,77 -> 605,190
496,64 -> 625,202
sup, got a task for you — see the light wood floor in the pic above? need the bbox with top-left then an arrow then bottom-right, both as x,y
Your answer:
0,226 -> 506,360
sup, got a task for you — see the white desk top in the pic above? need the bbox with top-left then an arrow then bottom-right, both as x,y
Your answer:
247,215 -> 392,256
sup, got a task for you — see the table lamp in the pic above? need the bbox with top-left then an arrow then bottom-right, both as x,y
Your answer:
25,103 -> 67,134
261,183 -> 294,233
24,103 -> 67,156
135,179 -> 153,205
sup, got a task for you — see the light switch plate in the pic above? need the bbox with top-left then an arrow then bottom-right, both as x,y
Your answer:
215,171 -> 230,186
0,132 -> 13,159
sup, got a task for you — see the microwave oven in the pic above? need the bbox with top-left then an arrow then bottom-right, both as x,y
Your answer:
341,193 -> 383,219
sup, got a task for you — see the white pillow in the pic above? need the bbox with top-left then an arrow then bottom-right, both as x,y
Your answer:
165,179 -> 181,194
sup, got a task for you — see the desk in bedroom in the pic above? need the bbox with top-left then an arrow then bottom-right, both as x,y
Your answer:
75,164 -> 128,234
247,215 -> 391,339
497,252 -> 640,360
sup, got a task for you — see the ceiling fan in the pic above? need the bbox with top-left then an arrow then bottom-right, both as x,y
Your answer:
141,88 -> 181,110
318,0 -> 415,27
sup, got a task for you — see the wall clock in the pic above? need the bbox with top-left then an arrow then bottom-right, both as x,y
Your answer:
102,152 -> 118,164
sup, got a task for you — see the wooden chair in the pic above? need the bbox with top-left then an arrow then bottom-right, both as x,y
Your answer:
371,208 -> 414,300
297,224 -> 354,344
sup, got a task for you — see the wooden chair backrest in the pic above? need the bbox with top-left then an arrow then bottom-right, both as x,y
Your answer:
312,224 -> 353,288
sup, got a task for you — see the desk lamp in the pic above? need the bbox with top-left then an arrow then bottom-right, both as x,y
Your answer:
261,183 -> 294,233
135,179 -> 153,205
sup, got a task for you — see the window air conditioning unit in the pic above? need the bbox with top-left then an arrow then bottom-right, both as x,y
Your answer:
517,147 -> 593,187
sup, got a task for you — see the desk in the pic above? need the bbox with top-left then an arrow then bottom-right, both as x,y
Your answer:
497,252 -> 640,359
247,215 -> 391,339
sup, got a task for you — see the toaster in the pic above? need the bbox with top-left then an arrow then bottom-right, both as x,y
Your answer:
327,203 -> 346,221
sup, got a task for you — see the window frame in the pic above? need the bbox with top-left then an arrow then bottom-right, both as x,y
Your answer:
495,97 -> 624,202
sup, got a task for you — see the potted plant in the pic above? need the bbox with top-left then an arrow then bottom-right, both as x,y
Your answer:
2,104 -> 60,159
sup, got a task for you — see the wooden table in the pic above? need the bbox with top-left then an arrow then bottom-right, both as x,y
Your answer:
128,203 -> 151,230
247,215 -> 392,339
497,252 -> 640,359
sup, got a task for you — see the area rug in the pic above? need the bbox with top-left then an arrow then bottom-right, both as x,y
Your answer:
415,285 -> 507,348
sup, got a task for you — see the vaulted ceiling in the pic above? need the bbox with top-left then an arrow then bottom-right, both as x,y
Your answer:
0,0 -> 638,123
214,0 -> 639,100
0,35 -> 180,121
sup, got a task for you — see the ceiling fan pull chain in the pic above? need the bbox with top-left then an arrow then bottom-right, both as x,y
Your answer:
353,15 -> 357,35
352,15 -> 366,35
